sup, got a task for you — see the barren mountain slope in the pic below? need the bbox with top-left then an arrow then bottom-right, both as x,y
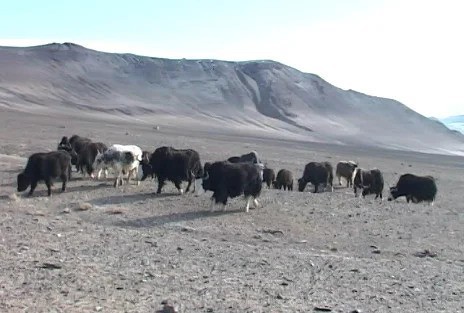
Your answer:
0,42 -> 462,154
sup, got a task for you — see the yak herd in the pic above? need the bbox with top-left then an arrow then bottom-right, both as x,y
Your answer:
16,134 -> 438,212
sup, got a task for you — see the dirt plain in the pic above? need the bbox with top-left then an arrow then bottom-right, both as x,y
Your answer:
0,108 -> 463,313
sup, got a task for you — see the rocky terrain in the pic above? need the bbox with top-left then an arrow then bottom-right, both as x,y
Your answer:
0,109 -> 463,312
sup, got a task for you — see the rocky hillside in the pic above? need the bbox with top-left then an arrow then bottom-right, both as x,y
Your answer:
1,42 -> 463,155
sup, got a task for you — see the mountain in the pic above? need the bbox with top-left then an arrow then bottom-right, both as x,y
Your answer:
439,115 -> 464,134
1,42 -> 463,155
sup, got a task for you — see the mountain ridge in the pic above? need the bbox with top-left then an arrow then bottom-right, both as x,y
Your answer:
1,42 -> 463,155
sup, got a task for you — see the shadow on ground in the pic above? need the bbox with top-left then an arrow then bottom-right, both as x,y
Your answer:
114,208 -> 243,228
90,192 -> 181,206
5,183 -> 111,198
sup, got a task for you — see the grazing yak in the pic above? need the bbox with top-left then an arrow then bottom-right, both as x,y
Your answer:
336,161 -> 358,187
57,143 -> 78,166
76,142 -> 108,177
352,168 -> 384,200
298,161 -> 334,193
17,150 -> 72,196
273,169 -> 294,191
68,135 -> 92,153
58,136 -> 70,151
227,151 -> 265,181
227,151 -> 261,164
57,136 -> 72,151
143,146 -> 203,194
93,144 -> 143,187
323,162 -> 334,189
68,135 -> 92,172
202,161 -> 262,212
140,150 -> 154,181
58,135 -> 91,172
388,173 -> 437,204
262,167 -> 275,188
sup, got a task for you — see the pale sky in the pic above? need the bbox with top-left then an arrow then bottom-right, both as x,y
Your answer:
1,0 -> 463,118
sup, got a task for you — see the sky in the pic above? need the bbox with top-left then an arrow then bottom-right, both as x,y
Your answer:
1,0 -> 463,118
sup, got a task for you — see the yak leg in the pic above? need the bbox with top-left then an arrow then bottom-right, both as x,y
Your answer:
210,197 -> 216,212
253,198 -> 260,208
245,196 -> 253,213
86,163 -> 95,179
68,165 -> 72,181
114,170 -> 123,188
185,180 -> 192,193
132,168 -> 140,186
314,184 -> 319,193
133,167 -> 140,186
97,167 -> 108,180
174,180 -> 183,194
185,171 -> 195,193
45,179 -> 52,196
185,177 -> 193,193
60,174 -> 67,192
126,168 -> 132,185
216,190 -> 227,211
28,180 -> 38,196
98,167 -> 108,179
156,177 -> 166,194
80,163 -> 85,176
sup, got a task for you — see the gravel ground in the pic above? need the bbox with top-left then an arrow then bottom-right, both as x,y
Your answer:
0,109 -> 463,313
